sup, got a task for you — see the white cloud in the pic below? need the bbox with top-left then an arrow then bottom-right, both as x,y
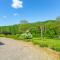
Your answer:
3,16 -> 7,18
11,0 -> 23,9
13,13 -> 18,16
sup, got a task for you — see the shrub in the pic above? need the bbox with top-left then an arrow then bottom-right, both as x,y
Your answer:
51,47 -> 60,52
18,30 -> 32,40
40,43 -> 48,47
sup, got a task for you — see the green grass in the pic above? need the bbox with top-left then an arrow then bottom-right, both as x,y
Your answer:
0,34 -> 5,37
32,38 -> 60,52
3,35 -> 60,52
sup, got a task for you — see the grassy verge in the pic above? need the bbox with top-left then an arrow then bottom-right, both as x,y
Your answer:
32,38 -> 60,52
0,34 -> 60,52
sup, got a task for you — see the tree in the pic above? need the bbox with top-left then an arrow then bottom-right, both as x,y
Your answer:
20,20 -> 29,24
56,16 -> 60,21
40,23 -> 45,39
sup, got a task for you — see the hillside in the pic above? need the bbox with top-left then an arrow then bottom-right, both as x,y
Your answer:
0,20 -> 60,38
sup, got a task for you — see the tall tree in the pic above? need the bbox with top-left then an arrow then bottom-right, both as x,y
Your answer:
20,20 -> 29,24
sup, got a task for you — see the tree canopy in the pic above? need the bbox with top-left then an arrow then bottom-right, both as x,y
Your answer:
0,18 -> 60,39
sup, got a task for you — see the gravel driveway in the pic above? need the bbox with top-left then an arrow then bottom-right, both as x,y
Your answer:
0,37 -> 59,60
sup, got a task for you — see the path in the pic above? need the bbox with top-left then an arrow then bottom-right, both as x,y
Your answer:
0,37 -> 59,60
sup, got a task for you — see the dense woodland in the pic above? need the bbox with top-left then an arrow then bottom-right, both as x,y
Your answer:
0,18 -> 60,39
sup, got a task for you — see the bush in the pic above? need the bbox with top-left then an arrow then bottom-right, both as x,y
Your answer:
51,47 -> 60,52
40,43 -> 48,47
18,30 -> 32,40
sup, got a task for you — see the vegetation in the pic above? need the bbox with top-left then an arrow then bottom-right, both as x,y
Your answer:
19,30 -> 32,40
0,18 -> 60,52
32,38 -> 60,51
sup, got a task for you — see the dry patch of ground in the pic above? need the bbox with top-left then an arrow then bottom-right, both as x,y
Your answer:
0,37 -> 60,60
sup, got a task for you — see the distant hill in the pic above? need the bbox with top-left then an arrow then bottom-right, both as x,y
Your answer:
0,20 -> 60,38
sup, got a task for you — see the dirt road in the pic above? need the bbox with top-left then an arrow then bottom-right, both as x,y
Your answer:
0,37 -> 59,60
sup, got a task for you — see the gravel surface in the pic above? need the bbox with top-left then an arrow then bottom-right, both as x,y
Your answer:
0,37 -> 59,60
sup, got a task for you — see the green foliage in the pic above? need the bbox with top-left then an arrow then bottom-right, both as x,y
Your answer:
18,30 -> 32,40
0,20 -> 60,39
5,35 -> 18,39
32,38 -> 60,51
0,34 -> 5,37
40,43 -> 48,47
0,19 -> 60,52
51,47 -> 60,52
20,20 -> 29,24
45,29 -> 55,38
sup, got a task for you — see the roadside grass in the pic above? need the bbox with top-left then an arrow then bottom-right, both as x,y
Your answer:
5,35 -> 19,39
0,34 -> 60,52
32,38 -> 60,52
0,34 -> 5,37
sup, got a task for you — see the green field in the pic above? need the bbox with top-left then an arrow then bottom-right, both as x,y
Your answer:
32,38 -> 60,52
